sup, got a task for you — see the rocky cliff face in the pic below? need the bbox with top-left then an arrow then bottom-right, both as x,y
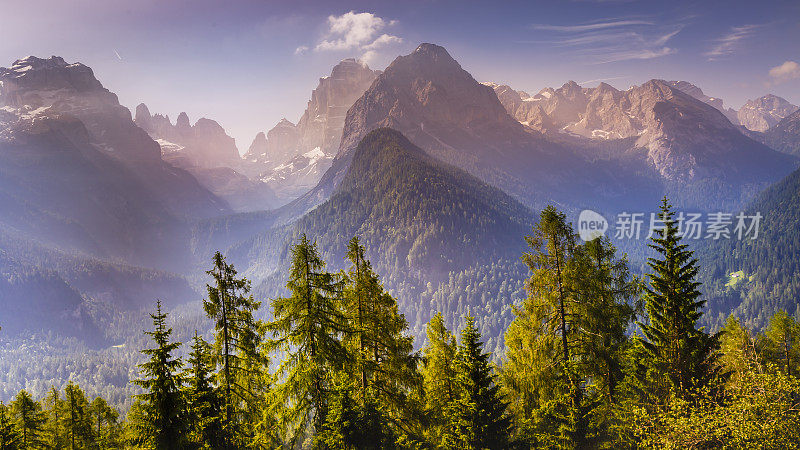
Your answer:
134,104 -> 240,168
0,56 -> 161,162
0,55 -> 230,270
737,94 -> 798,132
287,43 -> 646,219
485,78 -> 793,188
667,81 -> 739,124
242,58 -> 378,201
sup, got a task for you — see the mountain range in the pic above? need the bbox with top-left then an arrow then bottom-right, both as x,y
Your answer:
1,46 -> 799,401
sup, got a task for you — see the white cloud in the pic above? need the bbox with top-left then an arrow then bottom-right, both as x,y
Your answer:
363,33 -> 403,51
297,11 -> 403,63
705,25 -> 760,60
768,61 -> 800,83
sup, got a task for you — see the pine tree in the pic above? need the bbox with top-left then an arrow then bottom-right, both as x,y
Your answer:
182,330 -> 224,448
203,251 -> 265,445
10,390 -> 45,448
443,316 -> 511,449
133,300 -> 188,449
421,312 -> 458,443
265,234 -> 349,444
0,402 -> 19,450
639,197 -> 719,399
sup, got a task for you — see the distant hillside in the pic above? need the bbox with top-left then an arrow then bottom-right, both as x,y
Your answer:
699,165 -> 800,330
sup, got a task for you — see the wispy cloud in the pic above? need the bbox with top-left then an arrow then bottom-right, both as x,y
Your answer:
705,24 -> 760,60
298,11 -> 403,63
577,75 -> 629,85
526,17 -> 682,64
531,20 -> 653,33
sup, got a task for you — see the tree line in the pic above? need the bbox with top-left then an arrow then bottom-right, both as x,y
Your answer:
2,198 -> 800,448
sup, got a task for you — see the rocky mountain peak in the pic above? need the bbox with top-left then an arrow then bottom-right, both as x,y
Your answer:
176,112 -> 191,129
738,94 -> 798,132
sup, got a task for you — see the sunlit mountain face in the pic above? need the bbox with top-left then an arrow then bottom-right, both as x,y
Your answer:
2,1 -> 800,446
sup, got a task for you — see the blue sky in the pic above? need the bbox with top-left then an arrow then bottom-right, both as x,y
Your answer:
2,0 -> 799,151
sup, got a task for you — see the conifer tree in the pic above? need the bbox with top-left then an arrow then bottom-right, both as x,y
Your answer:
443,316 -> 511,449
182,330 -> 224,448
265,234 -> 349,444
639,197 -> 719,399
90,396 -> 120,448
133,300 -> 188,449
763,310 -> 800,377
0,402 -> 19,450
503,207 -> 637,447
10,390 -> 44,448
42,386 -> 66,448
342,237 -> 420,426
64,381 -> 94,449
421,312 -> 458,443
203,251 -> 265,445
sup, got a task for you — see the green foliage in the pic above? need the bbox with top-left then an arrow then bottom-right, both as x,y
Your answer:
0,401 -> 20,449
700,166 -> 800,331
181,331 -> 224,448
10,390 -> 45,448
264,235 -> 349,444
132,300 -> 188,449
203,250 -> 265,445
420,312 -> 458,444
443,316 -> 512,450
639,197 -> 720,400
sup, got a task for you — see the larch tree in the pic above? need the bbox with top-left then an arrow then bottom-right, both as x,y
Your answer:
265,234 -> 349,444
11,390 -> 45,448
421,312 -> 458,443
203,251 -> 265,445
342,237 -> 420,431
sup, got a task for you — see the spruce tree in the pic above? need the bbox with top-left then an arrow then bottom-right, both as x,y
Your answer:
443,316 -> 511,449
203,251 -> 265,445
265,234 -> 349,444
133,300 -> 188,449
182,331 -> 224,448
639,197 -> 719,399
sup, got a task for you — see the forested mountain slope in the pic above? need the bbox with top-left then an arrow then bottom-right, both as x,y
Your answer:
231,128 -> 533,352
699,165 -> 800,330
